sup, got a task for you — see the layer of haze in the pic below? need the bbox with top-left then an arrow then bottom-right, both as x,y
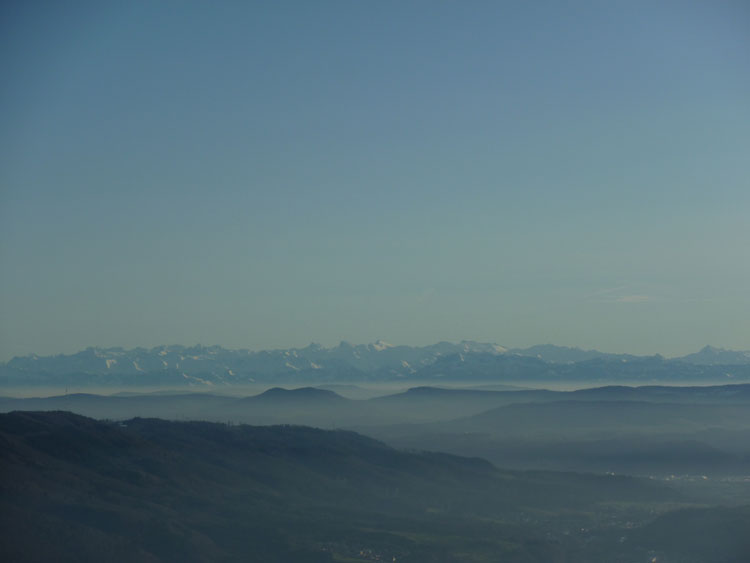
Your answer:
1,1 -> 748,361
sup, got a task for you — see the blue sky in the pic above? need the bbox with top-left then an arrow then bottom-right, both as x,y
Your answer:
1,1 -> 748,360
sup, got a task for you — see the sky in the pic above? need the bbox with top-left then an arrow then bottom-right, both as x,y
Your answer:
1,1 -> 749,360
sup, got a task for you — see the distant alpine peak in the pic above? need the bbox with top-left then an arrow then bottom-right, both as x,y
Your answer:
461,341 -> 507,354
678,345 -> 750,365
371,340 -> 393,351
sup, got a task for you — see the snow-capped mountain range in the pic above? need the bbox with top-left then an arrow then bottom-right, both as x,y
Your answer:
1,342 -> 749,387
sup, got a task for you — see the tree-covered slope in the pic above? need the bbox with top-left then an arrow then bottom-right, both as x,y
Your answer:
1,411 -> 685,562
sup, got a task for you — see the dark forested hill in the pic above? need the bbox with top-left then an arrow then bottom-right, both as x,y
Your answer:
0,411 -> 702,563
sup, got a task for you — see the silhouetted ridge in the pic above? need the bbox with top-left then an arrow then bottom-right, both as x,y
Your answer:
405,386 -> 453,395
249,386 -> 346,402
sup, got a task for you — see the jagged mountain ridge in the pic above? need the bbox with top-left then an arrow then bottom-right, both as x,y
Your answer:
2,341 -> 749,387
0,341 -> 507,385
679,345 -> 750,365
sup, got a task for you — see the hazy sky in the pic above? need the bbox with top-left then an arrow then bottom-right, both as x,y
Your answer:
1,1 -> 748,360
